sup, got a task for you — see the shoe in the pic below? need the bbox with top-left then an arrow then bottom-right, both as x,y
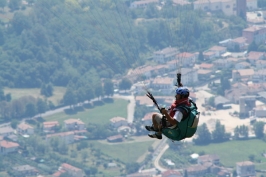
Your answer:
145,125 -> 158,132
148,133 -> 162,139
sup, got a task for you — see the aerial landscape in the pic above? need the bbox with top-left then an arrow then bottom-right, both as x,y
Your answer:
0,0 -> 266,177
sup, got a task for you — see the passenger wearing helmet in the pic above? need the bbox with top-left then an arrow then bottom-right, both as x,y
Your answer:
145,87 -> 191,139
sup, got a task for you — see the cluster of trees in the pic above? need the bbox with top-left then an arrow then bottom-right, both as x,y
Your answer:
0,0 -> 246,92
0,95 -> 52,120
194,121 -> 266,145
193,121 -> 230,145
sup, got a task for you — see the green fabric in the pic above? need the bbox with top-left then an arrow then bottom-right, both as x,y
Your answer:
162,101 -> 199,141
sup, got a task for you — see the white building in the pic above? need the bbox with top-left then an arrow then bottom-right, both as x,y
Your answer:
181,68 -> 198,86
130,0 -> 159,9
153,47 -> 179,63
64,119 -> 86,131
247,0 -> 258,10
236,161 -> 256,177
17,122 -> 34,135
150,77 -> 174,94
110,117 -> 128,128
194,0 -> 236,16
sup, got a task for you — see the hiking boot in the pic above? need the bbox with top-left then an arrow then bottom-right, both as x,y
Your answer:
145,125 -> 158,132
148,133 -> 162,140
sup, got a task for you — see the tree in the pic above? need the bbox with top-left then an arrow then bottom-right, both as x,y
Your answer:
234,126 -> 240,140
0,0 -> 7,11
37,98 -> 47,114
253,121 -> 265,139
248,41 -> 258,52
103,79 -> 114,97
193,123 -> 212,145
81,150 -> 88,162
239,125 -> 249,139
198,51 -> 204,62
212,120 -> 230,142
126,162 -> 140,174
95,83 -> 103,100
11,119 -> 18,129
8,0 -> 21,11
25,103 -> 36,117
119,78 -> 132,91
40,83 -> 54,97
63,89 -> 77,108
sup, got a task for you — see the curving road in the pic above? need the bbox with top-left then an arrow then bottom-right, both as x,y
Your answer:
113,94 -> 135,123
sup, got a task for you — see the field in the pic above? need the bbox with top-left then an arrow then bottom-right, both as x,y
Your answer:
165,139 -> 266,170
4,86 -> 66,106
44,99 -> 128,125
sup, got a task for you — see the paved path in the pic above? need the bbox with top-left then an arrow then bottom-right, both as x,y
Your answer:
153,143 -> 169,172
113,94 -> 135,123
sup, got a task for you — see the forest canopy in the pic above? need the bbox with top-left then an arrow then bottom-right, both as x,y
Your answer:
0,0 -> 246,89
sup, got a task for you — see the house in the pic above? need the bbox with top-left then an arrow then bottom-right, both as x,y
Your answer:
213,59 -> 232,69
46,132 -> 75,144
172,0 -> 191,6
236,161 -> 256,177
253,105 -> 266,117
193,0 -> 236,16
235,62 -> 251,69
0,140 -> 19,155
150,77 -> 174,94
198,154 -> 220,165
186,164 -> 209,177
128,65 -> 153,80
232,69 -> 254,82
252,69 -> 266,83
203,51 -> 216,60
0,127 -> 14,137
107,134 -> 123,143
161,170 -> 182,177
130,0 -> 159,9
60,163 -> 85,177
225,88 -> 248,104
153,47 -> 179,63
247,0 -> 258,10
43,121 -> 60,133
181,68 -> 198,86
256,60 -> 266,69
242,26 -> 266,44
208,45 -> 227,57
257,91 -> 266,103
13,165 -> 38,176
17,122 -> 34,135
64,119 -> 85,130
133,81 -> 150,94
176,52 -> 197,67
247,51 -> 265,65
199,63 -> 214,70
230,37 -> 248,51
135,96 -> 153,106
198,69 -> 213,81
110,117 -> 128,128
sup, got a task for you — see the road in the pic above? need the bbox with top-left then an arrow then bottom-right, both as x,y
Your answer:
113,94 -> 135,123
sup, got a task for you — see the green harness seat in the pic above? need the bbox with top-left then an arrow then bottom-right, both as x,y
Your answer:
162,100 -> 200,141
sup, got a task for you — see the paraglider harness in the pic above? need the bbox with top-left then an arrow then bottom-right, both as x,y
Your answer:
146,73 -> 200,141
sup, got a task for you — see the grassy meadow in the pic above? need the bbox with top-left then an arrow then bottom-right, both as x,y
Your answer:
44,99 -> 128,125
164,139 -> 266,170
4,86 -> 66,106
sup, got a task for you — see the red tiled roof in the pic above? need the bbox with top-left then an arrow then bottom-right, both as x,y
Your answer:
61,163 -> 82,171
162,170 -> 182,177
0,140 -> 19,148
